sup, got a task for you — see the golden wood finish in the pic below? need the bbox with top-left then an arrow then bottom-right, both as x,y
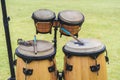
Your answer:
60,24 -> 81,35
64,53 -> 107,80
16,57 -> 57,80
35,22 -> 52,33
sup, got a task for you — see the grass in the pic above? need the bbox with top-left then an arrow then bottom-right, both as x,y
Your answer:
0,0 -> 120,80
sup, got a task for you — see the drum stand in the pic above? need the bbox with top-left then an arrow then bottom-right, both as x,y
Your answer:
1,0 -> 15,80
53,20 -> 64,80
53,19 -> 58,53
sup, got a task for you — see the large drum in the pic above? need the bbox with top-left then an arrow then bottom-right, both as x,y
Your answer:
63,38 -> 108,80
15,40 -> 57,80
32,9 -> 56,34
58,10 -> 84,37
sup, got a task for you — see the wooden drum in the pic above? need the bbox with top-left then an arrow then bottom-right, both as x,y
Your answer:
63,38 -> 108,80
15,40 -> 57,80
32,9 -> 56,34
58,10 -> 84,37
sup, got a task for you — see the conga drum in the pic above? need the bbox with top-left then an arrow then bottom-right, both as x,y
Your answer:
32,9 -> 56,34
63,38 -> 108,80
58,10 -> 84,37
15,40 -> 58,80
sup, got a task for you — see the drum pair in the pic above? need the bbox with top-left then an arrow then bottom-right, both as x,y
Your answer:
32,9 -> 84,37
15,39 -> 108,80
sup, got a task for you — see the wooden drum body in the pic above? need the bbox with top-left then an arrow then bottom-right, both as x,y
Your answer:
15,40 -> 57,80
58,10 -> 84,37
32,9 -> 56,34
63,39 -> 108,80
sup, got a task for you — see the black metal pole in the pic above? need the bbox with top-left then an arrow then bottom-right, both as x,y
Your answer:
1,0 -> 15,80
53,19 -> 58,53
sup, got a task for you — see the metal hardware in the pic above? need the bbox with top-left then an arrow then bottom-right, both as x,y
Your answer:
22,59 -> 32,64
90,64 -> 100,72
48,65 -> 55,72
7,77 -> 15,80
13,59 -> 17,66
90,56 -> 100,75
67,54 -> 72,58
23,68 -> 33,76
17,39 -> 32,46
105,56 -> 109,64
7,16 -> 10,21
105,50 -> 109,64
66,63 -> 73,71
90,54 -> 99,59
1,0 -> 15,79
58,72 -> 63,80
53,23 -> 58,54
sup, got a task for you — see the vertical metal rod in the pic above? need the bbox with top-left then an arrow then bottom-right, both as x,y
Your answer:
1,0 -> 15,79
53,20 -> 58,53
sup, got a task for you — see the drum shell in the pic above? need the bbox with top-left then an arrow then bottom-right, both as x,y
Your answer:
63,52 -> 107,80
32,9 -> 56,34
16,57 -> 57,80
34,21 -> 53,34
60,24 -> 81,36
63,38 -> 108,80
16,40 -> 57,80
58,10 -> 84,36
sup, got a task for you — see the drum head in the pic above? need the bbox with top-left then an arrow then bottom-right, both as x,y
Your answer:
16,40 -> 55,60
63,38 -> 106,56
58,10 -> 84,25
32,9 -> 56,22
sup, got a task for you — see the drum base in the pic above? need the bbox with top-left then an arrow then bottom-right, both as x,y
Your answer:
60,24 -> 80,36
64,53 -> 107,80
35,22 -> 52,34
16,58 -> 57,80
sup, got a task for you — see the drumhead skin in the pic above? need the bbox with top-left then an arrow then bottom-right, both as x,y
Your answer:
63,38 -> 106,57
32,9 -> 56,22
58,10 -> 84,25
16,40 -> 55,60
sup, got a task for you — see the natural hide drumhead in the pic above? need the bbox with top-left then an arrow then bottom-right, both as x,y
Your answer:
16,40 -> 55,60
63,38 -> 106,56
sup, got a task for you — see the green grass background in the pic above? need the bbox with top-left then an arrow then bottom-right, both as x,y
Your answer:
0,0 -> 120,80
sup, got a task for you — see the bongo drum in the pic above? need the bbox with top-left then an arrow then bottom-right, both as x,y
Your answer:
32,9 -> 56,34
58,10 -> 84,37
63,38 -> 108,80
15,40 -> 57,80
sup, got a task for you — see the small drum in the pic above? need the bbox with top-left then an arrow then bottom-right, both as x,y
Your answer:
63,39 -> 108,80
32,9 -> 56,34
58,10 -> 84,37
15,40 -> 57,80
